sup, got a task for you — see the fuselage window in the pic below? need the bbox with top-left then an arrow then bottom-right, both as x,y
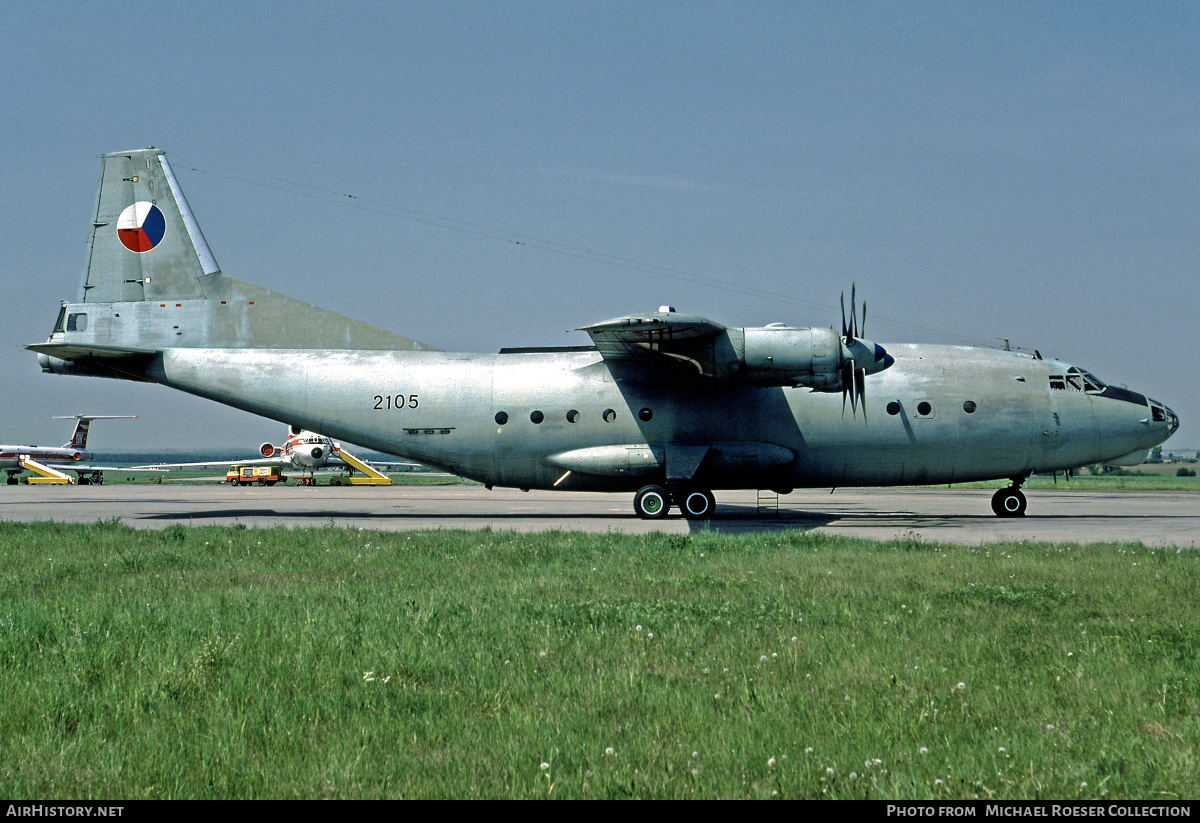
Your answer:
639,407 -> 653,422
917,401 -> 932,416
495,411 -> 509,425
603,409 -> 617,423
67,313 -> 88,332
530,410 -> 544,424
566,409 -> 580,423
963,401 -> 977,414
886,401 -> 901,416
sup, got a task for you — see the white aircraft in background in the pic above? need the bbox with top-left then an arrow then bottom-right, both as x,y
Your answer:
1,415 -> 137,484
134,425 -> 418,485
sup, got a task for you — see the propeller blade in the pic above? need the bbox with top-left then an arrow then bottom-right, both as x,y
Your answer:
856,367 -> 867,418
841,361 -> 851,416
861,300 -> 867,338
840,290 -> 848,340
852,282 -> 859,339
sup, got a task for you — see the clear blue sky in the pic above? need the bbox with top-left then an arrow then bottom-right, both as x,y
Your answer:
2,1 -> 1196,452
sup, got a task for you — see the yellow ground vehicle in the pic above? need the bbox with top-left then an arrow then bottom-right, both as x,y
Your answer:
225,465 -> 286,486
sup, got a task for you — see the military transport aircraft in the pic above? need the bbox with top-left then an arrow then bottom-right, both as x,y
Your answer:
29,148 -> 1180,517
1,415 -> 137,484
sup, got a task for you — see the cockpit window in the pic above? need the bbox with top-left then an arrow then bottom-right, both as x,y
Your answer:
1080,370 -> 1106,392
1049,369 -> 1107,394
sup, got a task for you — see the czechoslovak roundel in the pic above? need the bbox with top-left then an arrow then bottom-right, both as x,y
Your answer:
116,202 -> 166,253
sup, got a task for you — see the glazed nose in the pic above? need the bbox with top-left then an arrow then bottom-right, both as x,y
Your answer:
1165,405 -> 1180,435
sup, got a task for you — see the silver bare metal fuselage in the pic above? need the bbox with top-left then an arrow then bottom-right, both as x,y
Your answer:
142,342 -> 1166,492
31,149 -> 1181,510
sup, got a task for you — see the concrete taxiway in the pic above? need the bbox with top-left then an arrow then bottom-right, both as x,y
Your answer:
1,484 -> 1197,546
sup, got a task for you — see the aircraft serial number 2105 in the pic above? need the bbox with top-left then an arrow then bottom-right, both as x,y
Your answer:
373,395 -> 420,410
30,149 -> 1178,519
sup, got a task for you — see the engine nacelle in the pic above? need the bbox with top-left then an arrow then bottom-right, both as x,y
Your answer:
739,327 -> 845,389
260,442 -> 278,458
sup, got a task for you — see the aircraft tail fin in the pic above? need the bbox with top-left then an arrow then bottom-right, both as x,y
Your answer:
63,418 -> 90,450
79,149 -> 221,304
54,148 -> 436,352
54,415 -> 137,449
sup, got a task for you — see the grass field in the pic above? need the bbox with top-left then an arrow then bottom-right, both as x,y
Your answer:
1,522 -> 1196,799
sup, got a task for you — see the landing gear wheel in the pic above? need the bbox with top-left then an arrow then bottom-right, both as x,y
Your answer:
634,484 -> 670,519
991,487 -> 1027,518
678,488 -> 716,520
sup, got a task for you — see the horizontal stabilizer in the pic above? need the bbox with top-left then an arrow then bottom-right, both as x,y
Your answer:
30,341 -> 160,381
29,342 -> 160,361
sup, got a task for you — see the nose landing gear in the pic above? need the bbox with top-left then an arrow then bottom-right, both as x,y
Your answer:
991,480 -> 1028,517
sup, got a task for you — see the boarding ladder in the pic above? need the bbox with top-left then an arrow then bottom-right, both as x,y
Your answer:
19,456 -> 74,484
334,449 -> 392,485
756,489 -> 779,516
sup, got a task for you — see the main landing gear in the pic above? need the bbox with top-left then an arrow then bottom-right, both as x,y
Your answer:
633,484 -> 717,520
991,479 -> 1028,518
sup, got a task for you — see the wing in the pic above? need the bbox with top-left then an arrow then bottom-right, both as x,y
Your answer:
354,460 -> 424,470
576,308 -> 882,393
575,309 -> 727,375
325,456 -> 424,470
129,457 -> 281,469
58,464 -> 173,473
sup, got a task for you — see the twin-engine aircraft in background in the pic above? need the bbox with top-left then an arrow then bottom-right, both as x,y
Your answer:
29,149 -> 1179,517
132,426 -> 414,485
1,415 -> 137,484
